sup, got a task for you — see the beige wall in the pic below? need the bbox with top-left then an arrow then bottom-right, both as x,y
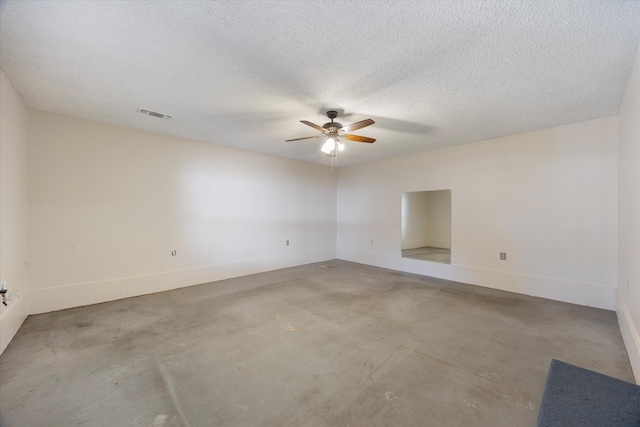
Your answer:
338,116 -> 618,310
27,110 -> 337,314
617,46 -> 640,383
425,190 -> 451,249
401,191 -> 430,250
0,70 -> 29,353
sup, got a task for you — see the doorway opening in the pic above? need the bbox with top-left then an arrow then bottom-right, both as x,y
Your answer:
401,190 -> 451,264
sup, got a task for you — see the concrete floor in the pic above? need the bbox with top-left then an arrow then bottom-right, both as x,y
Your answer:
402,246 -> 451,264
0,260 -> 634,427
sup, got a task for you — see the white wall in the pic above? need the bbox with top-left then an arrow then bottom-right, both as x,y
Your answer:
27,110 -> 336,314
401,191 -> 430,249
0,70 -> 29,354
617,46 -> 640,383
338,116 -> 618,310
425,190 -> 451,249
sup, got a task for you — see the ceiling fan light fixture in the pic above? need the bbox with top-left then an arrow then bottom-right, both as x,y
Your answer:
321,137 -> 336,154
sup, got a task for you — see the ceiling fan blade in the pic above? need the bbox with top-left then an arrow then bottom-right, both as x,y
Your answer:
284,135 -> 324,142
300,120 -> 326,133
344,134 -> 376,143
342,119 -> 375,133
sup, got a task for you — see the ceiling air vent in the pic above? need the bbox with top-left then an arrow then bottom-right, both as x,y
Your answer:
139,108 -> 173,120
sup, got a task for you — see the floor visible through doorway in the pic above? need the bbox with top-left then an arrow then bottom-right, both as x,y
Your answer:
402,246 -> 451,263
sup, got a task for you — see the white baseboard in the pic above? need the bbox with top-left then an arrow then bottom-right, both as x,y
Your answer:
401,240 -> 451,250
424,239 -> 451,249
401,239 -> 429,250
29,249 -> 335,315
617,290 -> 640,384
338,247 -> 616,311
0,291 -> 29,354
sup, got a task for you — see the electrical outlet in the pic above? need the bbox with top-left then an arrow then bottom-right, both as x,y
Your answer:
286,240 -> 289,246
171,250 -> 177,256
500,252 -> 506,260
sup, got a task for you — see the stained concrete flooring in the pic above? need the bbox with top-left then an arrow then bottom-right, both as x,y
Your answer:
0,260 -> 634,427
402,246 -> 451,264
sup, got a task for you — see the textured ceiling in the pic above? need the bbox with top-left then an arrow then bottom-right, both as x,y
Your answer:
1,1 -> 639,166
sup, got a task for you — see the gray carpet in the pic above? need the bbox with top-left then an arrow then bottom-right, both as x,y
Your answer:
537,359 -> 640,427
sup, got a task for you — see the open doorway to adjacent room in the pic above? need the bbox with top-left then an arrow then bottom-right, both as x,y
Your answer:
401,189 -> 451,264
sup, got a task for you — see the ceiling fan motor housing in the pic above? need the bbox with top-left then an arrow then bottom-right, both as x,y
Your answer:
323,122 -> 343,133
324,110 -> 342,134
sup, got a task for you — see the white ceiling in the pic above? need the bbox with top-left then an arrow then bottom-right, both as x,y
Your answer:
1,1 -> 639,166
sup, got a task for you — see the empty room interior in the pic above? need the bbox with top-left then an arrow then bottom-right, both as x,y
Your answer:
1,2 -> 639,426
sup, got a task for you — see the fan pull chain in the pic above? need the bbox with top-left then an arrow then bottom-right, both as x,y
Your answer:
331,142 -> 338,174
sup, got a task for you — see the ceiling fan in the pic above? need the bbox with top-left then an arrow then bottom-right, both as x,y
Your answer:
285,110 -> 375,155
